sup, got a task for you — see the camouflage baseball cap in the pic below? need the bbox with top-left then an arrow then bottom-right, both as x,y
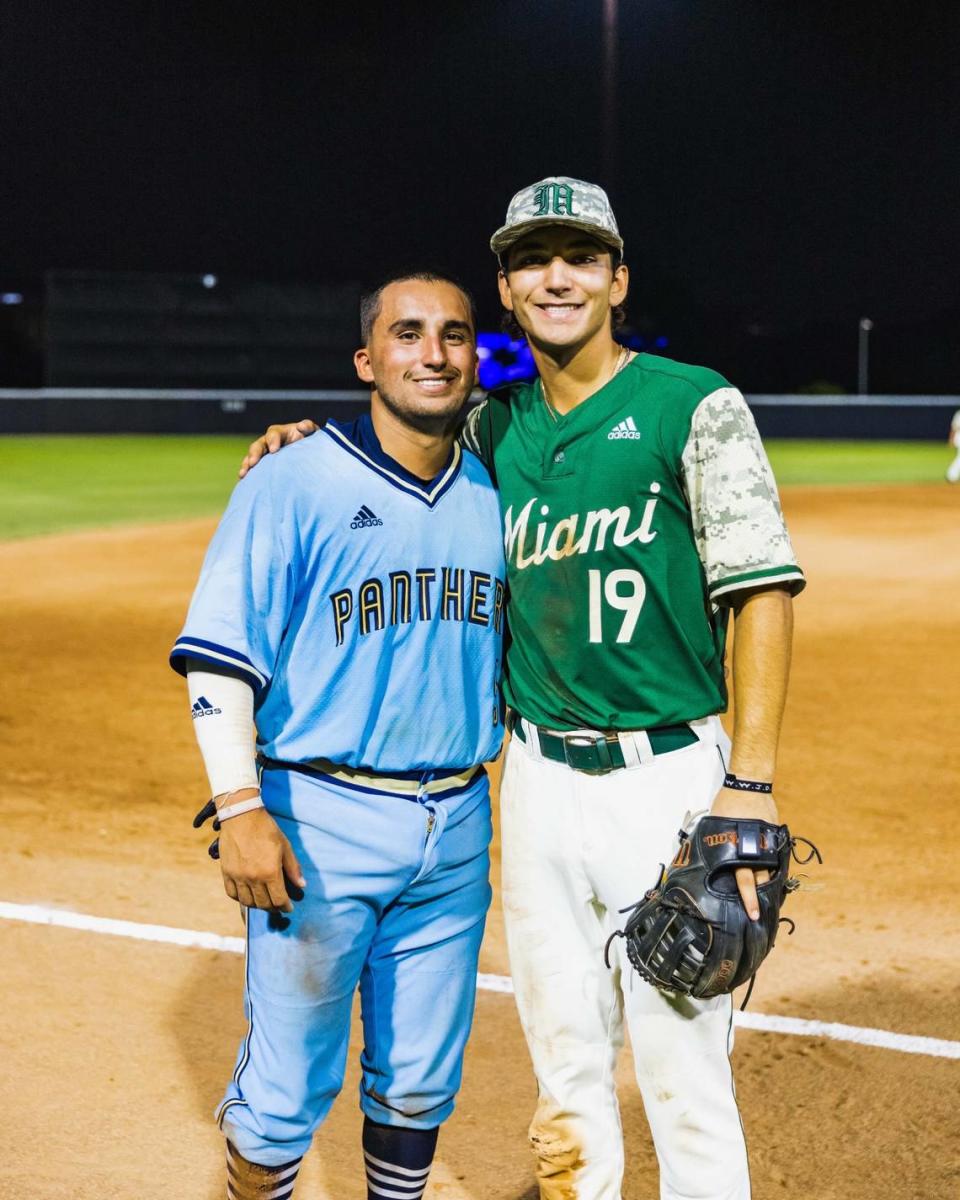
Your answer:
490,176 -> 623,257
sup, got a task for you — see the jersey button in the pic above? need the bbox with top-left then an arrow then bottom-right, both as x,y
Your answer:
553,450 -> 565,463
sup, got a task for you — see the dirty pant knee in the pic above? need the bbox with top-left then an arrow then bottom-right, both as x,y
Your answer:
528,1088 -> 624,1200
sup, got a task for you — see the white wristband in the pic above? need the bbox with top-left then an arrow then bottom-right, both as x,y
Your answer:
186,664 -> 259,797
216,795 -> 265,823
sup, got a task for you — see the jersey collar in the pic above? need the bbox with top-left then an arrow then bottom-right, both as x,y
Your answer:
323,413 -> 462,508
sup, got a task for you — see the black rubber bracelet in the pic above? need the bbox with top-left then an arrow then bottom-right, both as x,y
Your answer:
723,773 -> 773,793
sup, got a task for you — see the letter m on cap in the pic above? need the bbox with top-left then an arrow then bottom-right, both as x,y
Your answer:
533,182 -> 577,217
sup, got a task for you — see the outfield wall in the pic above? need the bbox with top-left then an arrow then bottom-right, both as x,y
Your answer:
0,388 -> 957,439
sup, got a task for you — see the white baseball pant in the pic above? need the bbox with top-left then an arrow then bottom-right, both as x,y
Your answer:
499,715 -> 750,1200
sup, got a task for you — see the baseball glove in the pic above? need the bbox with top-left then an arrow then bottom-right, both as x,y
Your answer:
605,816 -> 821,1007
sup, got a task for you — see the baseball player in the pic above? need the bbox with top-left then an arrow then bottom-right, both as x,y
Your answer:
946,408 -> 960,482
171,273 -> 506,1200
242,179 -> 805,1200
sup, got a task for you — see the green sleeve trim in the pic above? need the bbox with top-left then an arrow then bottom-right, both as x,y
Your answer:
710,565 -> 806,602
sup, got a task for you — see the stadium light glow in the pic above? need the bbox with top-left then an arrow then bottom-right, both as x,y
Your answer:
1,293 -> 24,305
476,332 -> 537,389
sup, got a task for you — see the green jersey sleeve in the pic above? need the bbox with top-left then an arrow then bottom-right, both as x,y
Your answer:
680,387 -> 806,604
459,388 -> 518,485
460,399 -> 491,466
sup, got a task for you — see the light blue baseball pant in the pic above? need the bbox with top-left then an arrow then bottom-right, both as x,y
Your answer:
217,764 -> 492,1166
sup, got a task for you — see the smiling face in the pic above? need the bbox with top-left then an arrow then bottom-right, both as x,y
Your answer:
354,278 -> 478,435
498,228 -> 629,355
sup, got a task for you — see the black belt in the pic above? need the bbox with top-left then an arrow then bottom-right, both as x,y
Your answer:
509,714 -> 698,774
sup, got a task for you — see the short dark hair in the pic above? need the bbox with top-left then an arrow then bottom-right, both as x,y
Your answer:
359,271 -> 478,344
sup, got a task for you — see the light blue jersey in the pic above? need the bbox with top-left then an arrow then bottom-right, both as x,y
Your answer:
170,416 -> 506,773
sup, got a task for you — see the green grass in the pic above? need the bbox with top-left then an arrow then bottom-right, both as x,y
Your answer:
764,440 -> 952,485
0,435 -> 953,540
0,435 -> 249,539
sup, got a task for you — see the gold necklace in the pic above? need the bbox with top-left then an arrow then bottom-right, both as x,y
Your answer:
541,380 -> 559,422
540,344 -> 630,421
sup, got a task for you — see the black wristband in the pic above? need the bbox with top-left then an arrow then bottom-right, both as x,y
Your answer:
723,773 -> 773,794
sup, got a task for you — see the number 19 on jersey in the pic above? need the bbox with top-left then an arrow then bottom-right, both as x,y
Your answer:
588,569 -> 647,644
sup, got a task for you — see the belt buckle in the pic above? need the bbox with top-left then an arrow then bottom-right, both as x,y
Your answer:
562,733 -> 615,775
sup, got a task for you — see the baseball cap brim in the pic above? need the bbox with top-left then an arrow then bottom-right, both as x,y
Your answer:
491,216 -> 624,257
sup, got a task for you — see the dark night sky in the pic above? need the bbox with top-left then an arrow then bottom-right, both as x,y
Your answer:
2,1 -> 959,386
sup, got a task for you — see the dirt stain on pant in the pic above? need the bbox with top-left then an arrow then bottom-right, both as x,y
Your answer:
529,1098 -> 585,1200
225,1140 -> 300,1197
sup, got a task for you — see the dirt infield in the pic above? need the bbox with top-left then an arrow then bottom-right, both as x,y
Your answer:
1,484 -> 958,1199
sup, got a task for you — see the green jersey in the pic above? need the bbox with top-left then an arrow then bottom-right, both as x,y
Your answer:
461,354 -> 804,731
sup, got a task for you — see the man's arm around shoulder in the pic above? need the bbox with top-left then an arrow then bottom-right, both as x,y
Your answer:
239,418 -> 321,478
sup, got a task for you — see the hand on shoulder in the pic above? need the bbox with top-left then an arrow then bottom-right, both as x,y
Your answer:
239,419 -> 320,478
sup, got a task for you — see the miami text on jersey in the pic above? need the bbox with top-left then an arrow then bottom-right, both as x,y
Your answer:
504,485 -> 662,571
330,567 -> 506,646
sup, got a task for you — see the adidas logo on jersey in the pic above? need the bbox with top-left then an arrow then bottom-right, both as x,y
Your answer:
191,696 -> 222,719
350,505 -> 384,529
608,417 -> 641,440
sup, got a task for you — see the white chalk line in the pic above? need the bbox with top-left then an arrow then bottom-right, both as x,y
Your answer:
2,900 -> 956,1059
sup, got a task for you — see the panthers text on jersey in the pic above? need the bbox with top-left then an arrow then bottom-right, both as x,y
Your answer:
172,415 -> 506,773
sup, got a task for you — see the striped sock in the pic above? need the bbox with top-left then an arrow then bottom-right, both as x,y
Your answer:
225,1140 -> 302,1200
362,1117 -> 438,1200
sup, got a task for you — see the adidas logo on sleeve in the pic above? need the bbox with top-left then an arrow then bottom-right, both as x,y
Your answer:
608,417 -> 641,440
191,696 -> 222,718
350,505 -> 384,529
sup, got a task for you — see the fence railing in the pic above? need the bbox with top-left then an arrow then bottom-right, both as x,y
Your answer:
0,389 -> 957,438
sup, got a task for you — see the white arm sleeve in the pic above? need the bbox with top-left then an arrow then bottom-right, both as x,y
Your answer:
185,662 -> 259,797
